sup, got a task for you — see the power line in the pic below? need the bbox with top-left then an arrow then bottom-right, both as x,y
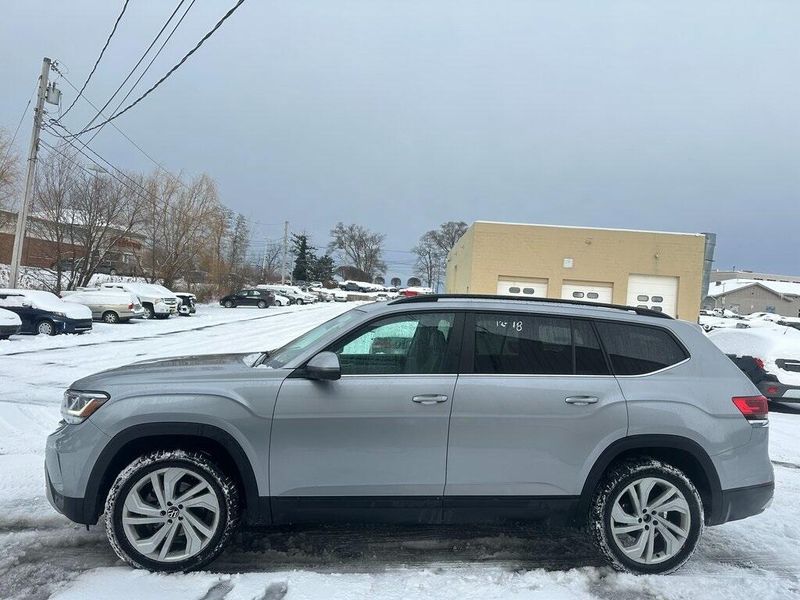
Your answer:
59,0 -> 131,120
61,0 -> 188,139
49,67 -> 194,194
72,0 -> 247,137
0,89 -> 34,174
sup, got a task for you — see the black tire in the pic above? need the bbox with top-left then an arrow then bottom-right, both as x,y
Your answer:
105,450 -> 240,573
142,304 -> 154,320
223,300 -> 235,309
590,458 -> 703,575
155,313 -> 170,320
257,300 -> 267,309
36,320 -> 56,336
295,298 -> 304,305
102,311 -> 120,324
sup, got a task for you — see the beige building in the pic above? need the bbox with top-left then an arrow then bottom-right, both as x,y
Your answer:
445,221 -> 710,321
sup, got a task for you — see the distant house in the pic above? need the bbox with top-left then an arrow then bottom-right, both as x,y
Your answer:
705,279 -> 800,317
0,209 -> 144,274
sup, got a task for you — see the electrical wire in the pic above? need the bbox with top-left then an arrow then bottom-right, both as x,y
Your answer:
60,0 -> 188,137
58,0 -> 131,120
71,0 -> 247,137
0,89 -> 34,174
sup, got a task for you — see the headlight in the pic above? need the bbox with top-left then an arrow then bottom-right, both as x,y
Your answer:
52,311 -> 66,318
61,390 -> 109,424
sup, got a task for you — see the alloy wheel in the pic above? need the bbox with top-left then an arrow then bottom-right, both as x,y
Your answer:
609,476 -> 691,565
121,467 -> 221,563
37,320 -> 54,335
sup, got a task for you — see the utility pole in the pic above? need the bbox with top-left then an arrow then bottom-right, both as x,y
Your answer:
280,220 -> 289,284
10,57 -> 56,288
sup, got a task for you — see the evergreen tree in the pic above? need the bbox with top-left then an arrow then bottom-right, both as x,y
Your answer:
291,233 -> 316,282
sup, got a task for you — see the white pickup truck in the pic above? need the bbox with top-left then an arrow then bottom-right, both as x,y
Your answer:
99,282 -> 179,319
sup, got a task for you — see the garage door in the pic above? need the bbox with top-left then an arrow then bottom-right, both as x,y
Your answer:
561,281 -> 613,304
626,274 -> 679,317
496,278 -> 548,298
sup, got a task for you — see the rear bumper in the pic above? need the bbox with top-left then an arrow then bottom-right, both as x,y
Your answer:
758,380 -> 800,403
715,481 -> 774,525
0,324 -> 20,337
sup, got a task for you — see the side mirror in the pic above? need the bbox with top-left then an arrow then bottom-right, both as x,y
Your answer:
21,301 -> 32,308
305,351 -> 341,381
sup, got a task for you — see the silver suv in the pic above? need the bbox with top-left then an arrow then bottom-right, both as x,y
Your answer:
45,295 -> 773,574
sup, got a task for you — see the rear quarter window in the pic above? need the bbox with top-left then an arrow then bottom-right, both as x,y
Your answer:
595,321 -> 688,375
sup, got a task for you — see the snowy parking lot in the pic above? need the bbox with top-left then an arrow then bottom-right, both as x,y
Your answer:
1,303 -> 800,599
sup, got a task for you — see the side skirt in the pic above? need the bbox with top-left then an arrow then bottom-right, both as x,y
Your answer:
270,496 -> 580,526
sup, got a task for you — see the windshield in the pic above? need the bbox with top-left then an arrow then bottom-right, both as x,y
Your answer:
258,308 -> 366,368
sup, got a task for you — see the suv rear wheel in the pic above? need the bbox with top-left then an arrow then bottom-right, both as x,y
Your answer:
590,458 -> 703,575
105,450 -> 240,572
102,311 -> 120,324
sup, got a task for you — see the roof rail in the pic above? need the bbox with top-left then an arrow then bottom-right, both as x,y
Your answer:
388,293 -> 673,319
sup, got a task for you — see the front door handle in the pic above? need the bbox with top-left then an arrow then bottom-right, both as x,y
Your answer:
412,394 -> 448,405
565,396 -> 599,405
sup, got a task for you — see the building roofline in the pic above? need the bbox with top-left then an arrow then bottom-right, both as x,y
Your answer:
472,220 -> 707,238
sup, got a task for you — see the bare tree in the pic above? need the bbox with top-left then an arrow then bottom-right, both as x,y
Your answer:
139,172 -> 221,288
226,213 -> 250,290
328,222 -> 386,279
259,240 -> 283,281
431,221 -> 468,256
413,231 -> 444,288
28,154 -> 79,292
70,169 -> 144,288
0,128 -> 21,225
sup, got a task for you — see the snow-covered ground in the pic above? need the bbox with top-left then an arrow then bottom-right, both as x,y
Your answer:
1,304 -> 800,599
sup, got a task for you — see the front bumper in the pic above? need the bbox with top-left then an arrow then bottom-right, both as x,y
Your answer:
60,318 -> 93,334
758,379 -> 800,403
716,481 -> 774,524
46,466 -> 94,524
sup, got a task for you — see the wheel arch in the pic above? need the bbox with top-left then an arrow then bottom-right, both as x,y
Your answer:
579,435 -> 723,525
85,422 -> 268,526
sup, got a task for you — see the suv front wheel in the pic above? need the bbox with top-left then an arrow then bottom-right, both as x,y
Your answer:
105,450 -> 240,572
590,458 -> 703,575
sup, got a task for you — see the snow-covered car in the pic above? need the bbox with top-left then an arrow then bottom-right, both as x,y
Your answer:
0,289 -> 92,335
310,287 -> 334,302
331,288 -> 348,302
260,285 -> 315,305
709,325 -> 800,404
99,282 -> 178,319
174,292 -> 197,316
61,289 -> 144,323
272,294 -> 291,306
0,306 -> 22,339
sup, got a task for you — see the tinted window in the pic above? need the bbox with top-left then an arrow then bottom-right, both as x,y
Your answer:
595,322 -> 687,375
573,320 -> 610,375
330,312 -> 456,375
473,314 -> 573,374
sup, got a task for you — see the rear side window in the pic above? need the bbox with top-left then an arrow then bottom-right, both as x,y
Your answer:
595,322 -> 687,375
472,314 -> 610,375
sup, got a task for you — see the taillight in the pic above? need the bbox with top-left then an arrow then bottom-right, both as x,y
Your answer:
754,357 -> 765,370
766,385 -> 780,396
128,303 -> 133,309
732,395 -> 769,422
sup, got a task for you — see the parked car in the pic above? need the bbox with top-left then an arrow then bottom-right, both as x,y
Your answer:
0,289 -> 92,335
99,282 -> 178,319
46,294 -> 772,574
61,289 -> 144,323
260,285 -> 314,305
0,307 -> 22,339
710,325 -> 800,405
174,292 -> 197,316
272,294 -> 291,307
219,289 -> 275,308
331,288 -> 348,302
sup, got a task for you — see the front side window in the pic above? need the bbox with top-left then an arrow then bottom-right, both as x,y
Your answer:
329,312 -> 456,375
595,322 -> 687,375
473,313 -> 573,375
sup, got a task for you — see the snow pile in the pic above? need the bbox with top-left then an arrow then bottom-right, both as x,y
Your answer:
708,325 -> 800,385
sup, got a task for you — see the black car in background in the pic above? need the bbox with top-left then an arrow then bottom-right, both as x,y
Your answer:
220,289 -> 275,309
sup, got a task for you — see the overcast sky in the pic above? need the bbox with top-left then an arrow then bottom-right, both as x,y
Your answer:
1,0 -> 799,281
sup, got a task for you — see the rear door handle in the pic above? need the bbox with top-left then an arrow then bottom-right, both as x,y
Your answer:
412,394 -> 448,405
565,396 -> 599,405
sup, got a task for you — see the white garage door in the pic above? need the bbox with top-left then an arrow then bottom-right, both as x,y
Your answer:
496,278 -> 548,298
561,281 -> 613,304
626,274 -> 679,317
